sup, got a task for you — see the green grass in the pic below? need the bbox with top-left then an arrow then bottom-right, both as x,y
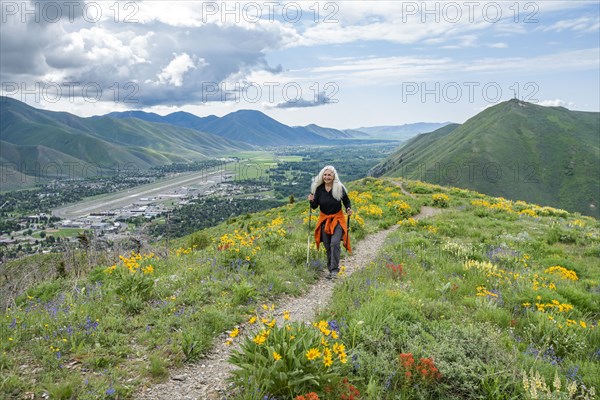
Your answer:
314,181 -> 599,399
1,178 -> 598,399
44,228 -> 85,238
223,151 -> 303,179
223,159 -> 275,180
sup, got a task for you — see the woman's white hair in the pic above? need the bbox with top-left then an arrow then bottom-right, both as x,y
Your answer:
311,165 -> 347,201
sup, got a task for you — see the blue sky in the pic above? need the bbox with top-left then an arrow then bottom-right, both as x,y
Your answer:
1,1 -> 598,128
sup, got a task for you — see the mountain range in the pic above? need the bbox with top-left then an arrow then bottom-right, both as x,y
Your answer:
1,97 -> 434,186
371,99 -> 600,218
0,97 -> 252,172
102,109 -> 335,145
104,109 -> 447,144
353,122 -> 453,141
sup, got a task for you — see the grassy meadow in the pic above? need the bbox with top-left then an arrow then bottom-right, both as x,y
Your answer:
1,178 -> 598,399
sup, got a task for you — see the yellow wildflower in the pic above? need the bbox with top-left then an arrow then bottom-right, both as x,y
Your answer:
253,334 -> 266,345
306,348 -> 321,361
545,266 -> 578,281
333,342 -> 346,355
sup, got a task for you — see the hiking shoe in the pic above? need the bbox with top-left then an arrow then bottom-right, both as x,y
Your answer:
326,271 -> 338,280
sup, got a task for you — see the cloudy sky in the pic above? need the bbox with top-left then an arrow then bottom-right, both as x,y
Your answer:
1,0 -> 598,128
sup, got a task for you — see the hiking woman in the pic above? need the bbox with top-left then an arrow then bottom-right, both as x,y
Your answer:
307,165 -> 353,279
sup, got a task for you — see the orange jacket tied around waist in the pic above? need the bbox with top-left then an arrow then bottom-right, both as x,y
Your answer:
314,209 -> 352,254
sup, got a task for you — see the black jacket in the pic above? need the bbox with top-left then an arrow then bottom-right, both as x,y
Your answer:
310,184 -> 351,215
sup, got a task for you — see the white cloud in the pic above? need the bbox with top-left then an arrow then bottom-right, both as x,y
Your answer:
157,53 -> 201,86
132,1 -> 205,27
542,16 -> 600,33
311,55 -> 451,76
0,4 -> 290,106
271,90 -> 333,109
539,99 -> 577,108
291,49 -> 599,86
440,35 -> 479,49
286,1 -> 592,48
461,49 -> 600,74
296,13 -> 493,48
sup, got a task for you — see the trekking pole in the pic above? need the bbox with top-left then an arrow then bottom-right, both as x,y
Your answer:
306,202 -> 312,266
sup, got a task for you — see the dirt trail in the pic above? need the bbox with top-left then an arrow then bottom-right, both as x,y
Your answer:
138,197 -> 441,400
396,180 -> 416,199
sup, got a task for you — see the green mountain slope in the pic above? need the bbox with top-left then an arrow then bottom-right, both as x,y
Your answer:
1,177 -> 598,397
372,100 -> 600,218
0,97 -> 252,176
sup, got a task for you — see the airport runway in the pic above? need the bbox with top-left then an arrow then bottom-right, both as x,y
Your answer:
53,170 -> 228,219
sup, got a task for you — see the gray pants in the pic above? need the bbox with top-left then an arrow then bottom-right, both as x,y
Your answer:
321,223 -> 343,273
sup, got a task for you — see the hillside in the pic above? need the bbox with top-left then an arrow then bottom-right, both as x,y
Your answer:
0,97 -> 252,178
1,177 -> 598,398
372,100 -> 600,218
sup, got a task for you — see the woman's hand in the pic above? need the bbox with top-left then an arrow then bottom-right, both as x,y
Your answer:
347,208 -> 353,216
308,194 -> 314,201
